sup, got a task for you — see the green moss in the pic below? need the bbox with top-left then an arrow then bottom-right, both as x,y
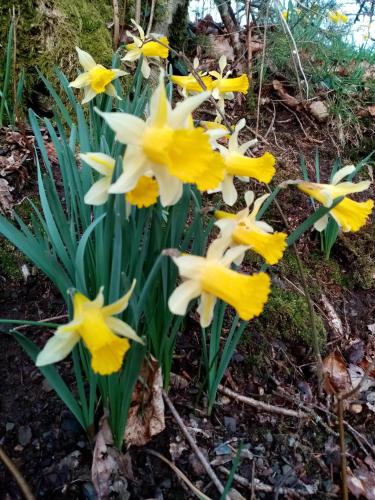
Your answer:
0,239 -> 22,281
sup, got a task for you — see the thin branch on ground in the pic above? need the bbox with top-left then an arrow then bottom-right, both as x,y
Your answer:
162,390 -> 230,500
218,384 -> 309,418
0,446 -> 35,500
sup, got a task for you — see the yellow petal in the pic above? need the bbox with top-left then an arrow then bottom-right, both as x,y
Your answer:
225,152 -> 276,183
88,65 -> 117,94
199,263 -> 271,320
331,198 -> 373,232
102,280 -> 136,316
212,74 -> 249,95
170,74 -> 212,92
197,292 -> 217,328
90,337 -> 130,375
233,228 -> 288,264
125,176 -> 159,207
214,210 -> 237,220
141,37 -> 169,58
73,291 -> 91,318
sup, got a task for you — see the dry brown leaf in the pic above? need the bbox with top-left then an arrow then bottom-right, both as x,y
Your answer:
210,35 -> 234,61
170,372 -> 189,390
309,100 -> 329,122
368,106 -> 375,117
348,466 -> 375,499
0,178 -> 14,213
272,80 -> 301,109
322,351 -> 351,394
320,293 -> 343,338
92,418 -> 130,500
124,359 -> 165,446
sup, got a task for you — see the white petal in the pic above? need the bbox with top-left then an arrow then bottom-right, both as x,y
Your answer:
255,220 -> 273,233
80,152 -> 115,176
214,218 -> 236,239
168,280 -> 202,315
141,57 -> 151,79
122,49 -> 141,62
172,255 -> 205,280
251,193 -> 270,219
314,214 -> 329,232
153,167 -> 183,206
222,245 -> 249,266
221,175 -> 238,206
238,138 -> 257,155
244,190 -> 255,207
76,47 -> 96,71
109,151 -> 146,193
228,118 -> 245,152
96,110 -> 145,145
105,317 -> 144,344
170,91 -> 211,128
331,164 -> 356,185
84,177 -> 111,205
105,83 -> 119,98
69,72 -> 91,89
81,87 -> 97,104
219,55 -> 227,73
207,235 -> 232,260
131,18 -> 145,40
112,69 -> 127,78
36,331 -> 80,366
197,292 -> 217,328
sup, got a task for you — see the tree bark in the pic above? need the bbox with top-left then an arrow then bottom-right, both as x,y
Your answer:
214,0 -> 241,56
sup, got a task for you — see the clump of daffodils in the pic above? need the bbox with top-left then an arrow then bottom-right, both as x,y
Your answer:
297,165 -> 373,232
36,282 -> 143,375
69,48 -> 126,104
122,19 -> 169,78
168,237 -> 271,328
327,10 -> 348,24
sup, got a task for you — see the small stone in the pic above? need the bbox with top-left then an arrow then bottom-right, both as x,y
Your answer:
77,440 -> 86,449
265,432 -> 273,444
288,436 -> 296,447
219,396 -> 231,405
6,422 -> 15,432
18,425 -> 32,446
14,444 -> 23,452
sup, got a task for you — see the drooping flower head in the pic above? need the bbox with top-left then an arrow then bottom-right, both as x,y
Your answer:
122,19 -> 169,79
97,73 -> 225,207
297,165 -> 374,232
36,282 -> 143,376
69,47 -> 126,104
213,119 -> 276,205
209,56 -> 249,120
168,237 -> 271,328
328,11 -> 348,24
215,191 -> 288,265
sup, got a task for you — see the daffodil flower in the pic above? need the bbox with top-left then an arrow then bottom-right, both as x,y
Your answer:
215,191 -> 288,265
213,119 -> 276,205
36,282 -> 143,376
170,73 -> 213,96
168,237 -> 270,328
297,165 -> 374,232
97,73 -> 225,207
328,11 -> 348,24
69,47 -> 126,104
125,175 -> 159,207
282,10 -> 289,20
81,153 -> 115,205
209,55 -> 249,119
122,19 -> 169,79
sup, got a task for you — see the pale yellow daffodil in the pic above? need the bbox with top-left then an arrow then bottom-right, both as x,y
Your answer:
297,165 -> 374,232
36,281 -> 143,376
328,10 -> 348,24
169,237 -> 271,328
213,118 -> 276,205
215,191 -> 288,265
282,10 -> 289,20
97,73 -> 225,207
69,47 -> 126,104
122,19 -> 169,79
170,73 -> 213,96
209,55 -> 249,120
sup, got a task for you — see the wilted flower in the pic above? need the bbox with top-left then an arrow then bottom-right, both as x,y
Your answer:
123,19 -> 169,78
97,73 -> 225,207
215,191 -> 288,265
69,47 -> 126,104
168,237 -> 270,328
213,118 -> 276,205
36,282 -> 142,376
297,165 -> 373,232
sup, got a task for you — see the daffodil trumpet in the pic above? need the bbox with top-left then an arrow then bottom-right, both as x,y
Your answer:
97,73 -> 225,207
36,281 -> 143,376
168,237 -> 271,328
296,165 -> 374,232
213,118 -> 276,205
69,47 -> 126,104
215,191 -> 288,265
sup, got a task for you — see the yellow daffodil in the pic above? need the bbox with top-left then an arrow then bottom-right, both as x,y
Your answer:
97,73 -> 225,207
168,237 -> 271,327
209,55 -> 249,119
81,153 -> 115,205
69,47 -> 126,104
215,191 -> 288,265
213,119 -> 276,205
170,73 -> 213,96
328,11 -> 348,24
297,165 -> 374,232
199,120 -> 230,139
125,175 -> 159,207
122,19 -> 169,78
282,10 -> 289,20
36,282 -> 143,376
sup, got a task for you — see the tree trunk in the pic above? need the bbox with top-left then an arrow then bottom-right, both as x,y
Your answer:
214,0 -> 241,56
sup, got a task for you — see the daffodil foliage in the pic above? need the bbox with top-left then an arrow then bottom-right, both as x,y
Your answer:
0,30 -> 372,446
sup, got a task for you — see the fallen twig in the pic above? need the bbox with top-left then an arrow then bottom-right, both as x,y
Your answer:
0,446 -> 35,500
162,390 -> 230,499
218,385 -> 308,418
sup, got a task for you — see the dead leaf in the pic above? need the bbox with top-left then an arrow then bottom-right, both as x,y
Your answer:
210,35 -> 234,61
368,324 -> 375,335
170,372 -> 189,390
322,351 -> 351,394
124,359 -> 165,446
0,178 -> 14,213
169,440 -> 188,462
309,100 -> 329,122
272,80 -> 301,109
368,106 -> 375,117
92,418 -> 130,500
348,466 -> 375,499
